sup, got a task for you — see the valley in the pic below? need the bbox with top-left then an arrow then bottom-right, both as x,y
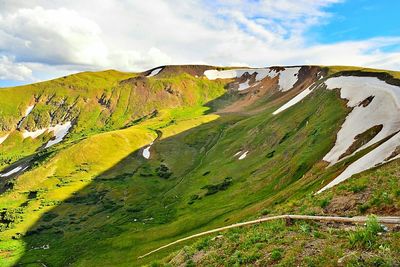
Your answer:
0,65 -> 399,266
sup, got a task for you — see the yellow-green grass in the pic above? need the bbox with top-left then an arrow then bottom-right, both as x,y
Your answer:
2,85 -> 350,266
0,69 -> 227,170
0,104 -> 222,266
156,217 -> 400,266
326,65 -> 400,79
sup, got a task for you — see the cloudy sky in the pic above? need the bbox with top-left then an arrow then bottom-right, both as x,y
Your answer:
0,0 -> 399,87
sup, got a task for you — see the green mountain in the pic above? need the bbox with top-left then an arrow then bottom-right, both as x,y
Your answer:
0,65 -> 399,266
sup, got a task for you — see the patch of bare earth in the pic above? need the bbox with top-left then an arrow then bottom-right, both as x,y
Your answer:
0,250 -> 12,259
385,145 -> 400,161
323,189 -> 400,216
145,65 -> 216,77
220,66 -> 322,114
324,190 -> 371,215
220,75 -> 279,113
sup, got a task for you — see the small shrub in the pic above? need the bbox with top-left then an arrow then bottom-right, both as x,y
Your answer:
242,251 -> 261,263
261,209 -> 270,216
319,197 -> 331,208
270,248 -> 283,261
0,207 -> 25,227
196,237 -> 210,250
348,215 -> 383,249
266,150 -> 275,158
188,194 -> 199,205
358,203 -> 371,213
0,223 -> 7,232
349,185 -> 367,193
27,190 -> 38,199
202,177 -> 233,196
313,230 -> 323,238
156,164 -> 172,179
12,232 -> 22,240
299,223 -> 311,234
279,132 -> 291,144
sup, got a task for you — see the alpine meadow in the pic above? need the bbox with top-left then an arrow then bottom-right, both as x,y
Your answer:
1,1 -> 400,266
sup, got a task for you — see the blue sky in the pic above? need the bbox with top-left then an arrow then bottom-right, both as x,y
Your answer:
1,0 -> 400,87
310,0 -> 400,44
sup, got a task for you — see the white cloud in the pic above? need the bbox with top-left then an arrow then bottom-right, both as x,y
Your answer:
0,0 -> 399,83
0,55 -> 33,81
0,6 -> 107,66
110,48 -> 172,70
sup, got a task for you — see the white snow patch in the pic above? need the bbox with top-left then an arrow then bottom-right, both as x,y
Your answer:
204,68 -> 278,82
317,131 -> 400,194
143,142 -> 153,159
234,151 -> 242,157
23,128 -> 47,139
0,165 -> 27,177
17,105 -> 35,128
238,151 -> 249,160
0,134 -> 9,145
277,67 -> 301,92
147,67 -> 163,77
204,69 -> 239,80
45,122 -> 72,148
24,105 -> 35,117
323,76 -> 400,165
22,122 -> 72,147
238,81 -> 251,91
204,67 -> 300,92
273,85 -> 313,115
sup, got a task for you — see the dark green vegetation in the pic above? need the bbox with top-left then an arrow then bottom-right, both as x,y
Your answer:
280,159 -> 400,217
0,65 -> 399,266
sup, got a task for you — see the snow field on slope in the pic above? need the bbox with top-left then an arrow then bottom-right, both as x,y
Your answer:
147,67 -> 163,77
323,76 -> 400,165
273,85 -> 314,115
0,165 -> 28,177
23,122 -> 72,148
17,105 -> 35,128
143,142 -> 153,159
317,76 -> 400,192
238,151 -> 249,160
45,122 -> 73,148
0,134 -> 9,145
204,67 -> 300,92
318,131 -> 400,193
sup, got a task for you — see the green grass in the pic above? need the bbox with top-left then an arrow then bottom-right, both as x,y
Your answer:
348,216 -> 383,249
326,65 -> 400,79
0,69 -> 226,169
156,219 -> 399,266
280,159 -> 400,217
0,83 -> 349,266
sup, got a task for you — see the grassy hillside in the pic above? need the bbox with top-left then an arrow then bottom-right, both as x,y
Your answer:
0,65 -> 399,266
156,160 -> 400,266
0,68 -> 226,169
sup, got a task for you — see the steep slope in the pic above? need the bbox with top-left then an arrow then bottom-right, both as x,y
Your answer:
0,65 -> 399,266
0,67 -> 226,180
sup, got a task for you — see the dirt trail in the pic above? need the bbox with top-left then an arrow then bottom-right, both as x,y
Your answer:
138,214 -> 400,259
